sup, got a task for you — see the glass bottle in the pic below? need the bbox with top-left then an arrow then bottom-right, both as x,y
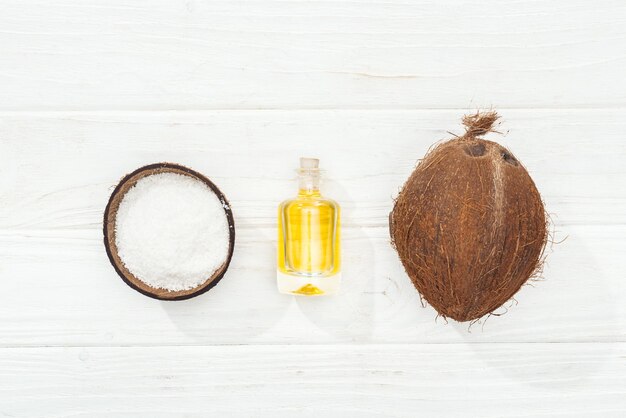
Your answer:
277,158 -> 341,296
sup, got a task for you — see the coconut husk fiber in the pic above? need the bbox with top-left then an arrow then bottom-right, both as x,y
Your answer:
390,111 -> 548,322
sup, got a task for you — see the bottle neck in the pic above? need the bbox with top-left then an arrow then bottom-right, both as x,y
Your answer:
297,169 -> 321,197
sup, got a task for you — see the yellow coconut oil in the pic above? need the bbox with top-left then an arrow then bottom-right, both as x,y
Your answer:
277,158 -> 341,295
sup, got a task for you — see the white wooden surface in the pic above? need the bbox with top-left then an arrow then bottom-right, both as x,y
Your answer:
1,1 -> 625,417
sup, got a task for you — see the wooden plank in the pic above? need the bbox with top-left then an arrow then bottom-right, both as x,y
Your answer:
0,109 -> 623,228
1,344 -> 625,417
0,224 -> 623,346
0,0 -> 624,110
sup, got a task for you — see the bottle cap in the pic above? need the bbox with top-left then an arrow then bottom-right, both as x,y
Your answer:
300,157 -> 319,169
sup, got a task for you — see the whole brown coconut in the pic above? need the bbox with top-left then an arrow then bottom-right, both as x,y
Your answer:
390,111 -> 547,322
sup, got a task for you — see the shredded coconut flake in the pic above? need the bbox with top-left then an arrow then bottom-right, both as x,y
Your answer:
115,172 -> 230,291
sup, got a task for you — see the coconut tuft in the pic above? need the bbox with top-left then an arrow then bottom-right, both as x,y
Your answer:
390,111 -> 548,322
461,110 -> 500,139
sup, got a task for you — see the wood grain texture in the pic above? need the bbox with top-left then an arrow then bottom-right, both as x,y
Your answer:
0,0 -> 624,110
0,110 -> 624,346
1,344 -> 625,418
0,224 -> 624,346
1,109 -> 624,229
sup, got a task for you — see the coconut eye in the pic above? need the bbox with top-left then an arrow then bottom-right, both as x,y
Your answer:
464,143 -> 486,157
501,151 -> 519,166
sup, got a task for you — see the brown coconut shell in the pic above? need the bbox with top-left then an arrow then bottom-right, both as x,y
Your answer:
390,111 -> 547,322
103,163 -> 235,301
